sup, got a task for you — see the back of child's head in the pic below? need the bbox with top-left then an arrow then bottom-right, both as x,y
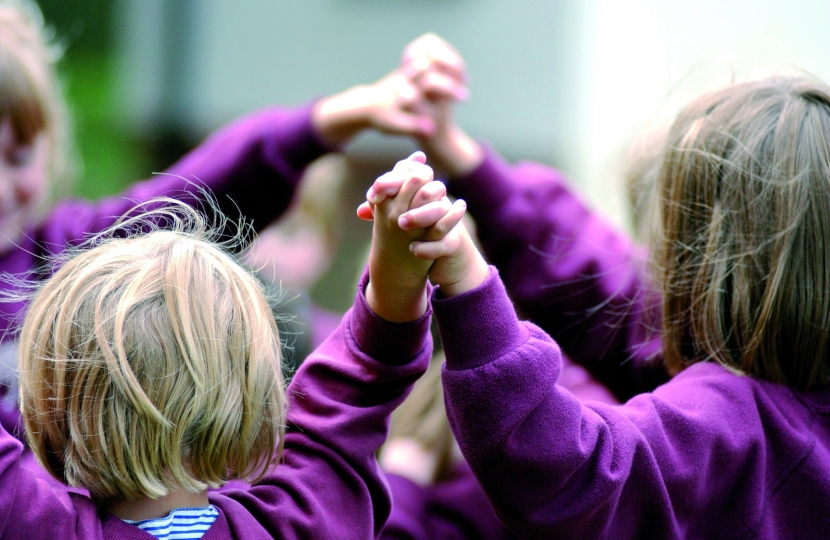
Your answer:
644,74 -> 830,389
17,203 -> 285,500
0,0 -> 73,194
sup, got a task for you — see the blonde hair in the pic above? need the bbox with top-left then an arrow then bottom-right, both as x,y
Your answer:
0,0 -> 74,199
642,74 -> 830,389
17,201 -> 285,500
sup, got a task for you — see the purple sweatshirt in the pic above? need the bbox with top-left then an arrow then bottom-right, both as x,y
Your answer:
433,149 -> 830,539
382,463 -> 519,540
0,271 -> 432,539
0,103 -> 332,438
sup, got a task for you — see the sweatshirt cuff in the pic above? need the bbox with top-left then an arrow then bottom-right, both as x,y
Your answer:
445,146 -> 516,211
351,268 -> 433,366
270,100 -> 338,171
432,266 -> 529,371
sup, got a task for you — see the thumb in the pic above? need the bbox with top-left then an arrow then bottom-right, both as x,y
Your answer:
356,201 -> 375,221
381,111 -> 435,138
406,150 -> 428,164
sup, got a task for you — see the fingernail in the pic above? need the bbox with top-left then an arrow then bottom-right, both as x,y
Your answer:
398,215 -> 408,228
409,243 -> 416,253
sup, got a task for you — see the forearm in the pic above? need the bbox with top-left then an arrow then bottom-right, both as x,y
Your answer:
42,104 -> 333,249
433,270 -> 674,538
421,124 -> 484,178
446,150 -> 667,399
161,103 -> 333,231
312,87 -> 374,148
251,270 -> 432,539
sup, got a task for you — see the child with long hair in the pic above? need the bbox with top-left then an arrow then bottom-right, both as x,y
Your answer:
366,74 -> 830,538
0,149 -> 464,539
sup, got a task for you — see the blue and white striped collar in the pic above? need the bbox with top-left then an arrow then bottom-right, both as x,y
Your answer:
124,505 -> 219,539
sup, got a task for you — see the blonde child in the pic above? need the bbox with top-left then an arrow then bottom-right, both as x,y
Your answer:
367,73 -> 830,538
0,151 -> 464,539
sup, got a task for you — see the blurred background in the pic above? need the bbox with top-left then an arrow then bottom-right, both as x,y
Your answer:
37,0 -> 830,311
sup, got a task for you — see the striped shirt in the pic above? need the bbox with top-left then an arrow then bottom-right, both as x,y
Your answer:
124,505 -> 218,539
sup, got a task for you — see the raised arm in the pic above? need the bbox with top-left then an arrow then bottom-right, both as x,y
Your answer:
213,152 -> 465,538
211,270 -> 433,539
433,270 -> 795,539
402,34 -> 667,399
33,49 -> 465,252
447,152 -> 667,399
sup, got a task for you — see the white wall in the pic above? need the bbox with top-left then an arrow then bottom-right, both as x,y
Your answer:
116,0 -> 580,164
572,0 -> 830,225
116,0 -> 830,227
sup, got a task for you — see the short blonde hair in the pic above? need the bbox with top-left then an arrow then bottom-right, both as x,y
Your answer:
18,202 -> 285,500
0,0 -> 75,199
644,74 -> 830,389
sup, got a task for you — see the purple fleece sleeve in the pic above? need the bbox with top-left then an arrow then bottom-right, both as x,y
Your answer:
0,270 -> 432,539
434,267 -> 817,539
0,103 -> 333,440
36,102 -> 332,251
208,269 -> 432,539
446,148 -> 667,400
381,463 -> 519,540
0,419 -> 105,539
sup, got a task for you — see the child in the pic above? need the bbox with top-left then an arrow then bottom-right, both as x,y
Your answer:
0,149 -> 463,539
369,75 -> 830,538
0,2 -> 461,443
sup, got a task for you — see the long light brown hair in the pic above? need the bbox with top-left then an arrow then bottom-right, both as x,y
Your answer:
643,75 -> 830,389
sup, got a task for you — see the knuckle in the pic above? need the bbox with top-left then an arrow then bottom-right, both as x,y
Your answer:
431,221 -> 448,238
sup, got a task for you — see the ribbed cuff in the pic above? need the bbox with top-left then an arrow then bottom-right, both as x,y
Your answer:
271,100 -> 339,171
432,266 -> 529,371
351,268 -> 433,366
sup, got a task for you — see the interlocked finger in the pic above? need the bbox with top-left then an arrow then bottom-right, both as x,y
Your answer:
367,152 -> 428,204
409,181 -> 447,210
421,199 -> 467,242
367,171 -> 403,204
398,197 -> 452,231
415,70 -> 468,102
392,163 -> 435,212
402,34 -> 466,83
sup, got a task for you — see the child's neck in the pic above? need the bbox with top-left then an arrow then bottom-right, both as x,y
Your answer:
104,488 -> 210,521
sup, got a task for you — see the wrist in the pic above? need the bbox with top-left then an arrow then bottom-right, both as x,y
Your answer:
436,254 -> 489,298
312,86 -> 372,147
425,125 -> 483,177
366,279 -> 429,323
